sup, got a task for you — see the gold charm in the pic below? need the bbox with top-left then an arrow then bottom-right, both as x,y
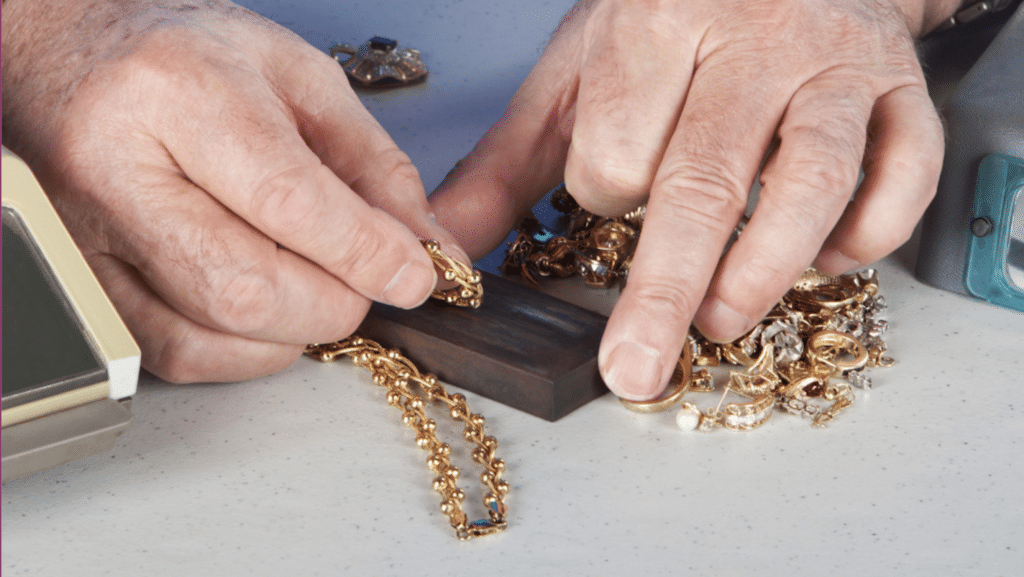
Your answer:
330,37 -> 428,87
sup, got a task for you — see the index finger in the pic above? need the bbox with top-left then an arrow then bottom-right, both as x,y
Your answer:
598,62 -> 789,400
146,40 -> 436,309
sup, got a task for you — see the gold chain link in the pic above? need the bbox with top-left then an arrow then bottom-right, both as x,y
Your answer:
422,239 -> 483,308
306,241 -> 507,540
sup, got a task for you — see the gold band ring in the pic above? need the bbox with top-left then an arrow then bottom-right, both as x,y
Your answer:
620,337 -> 694,413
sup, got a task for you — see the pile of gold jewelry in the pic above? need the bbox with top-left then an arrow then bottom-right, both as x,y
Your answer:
503,188 -> 893,431
306,241 -> 507,540
502,186 -> 643,288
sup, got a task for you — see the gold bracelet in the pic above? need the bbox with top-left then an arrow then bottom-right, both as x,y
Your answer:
306,241 -> 507,540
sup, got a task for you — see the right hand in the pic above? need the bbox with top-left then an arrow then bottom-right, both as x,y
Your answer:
430,0 -> 954,400
2,0 -> 467,382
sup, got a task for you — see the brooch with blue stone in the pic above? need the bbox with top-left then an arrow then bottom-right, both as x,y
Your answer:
329,36 -> 428,87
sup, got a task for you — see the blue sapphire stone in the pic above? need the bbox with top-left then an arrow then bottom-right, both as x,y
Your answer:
369,36 -> 398,51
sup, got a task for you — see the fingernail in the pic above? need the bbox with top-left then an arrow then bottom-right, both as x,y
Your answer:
424,217 -> 474,290
694,298 -> 752,344
441,240 -> 472,269
602,342 -> 664,401
815,249 -> 860,274
455,246 -> 473,267
382,261 -> 436,309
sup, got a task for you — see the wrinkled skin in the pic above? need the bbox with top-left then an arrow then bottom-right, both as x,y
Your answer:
3,0 -> 958,390
430,0 -> 957,400
3,0 -> 468,382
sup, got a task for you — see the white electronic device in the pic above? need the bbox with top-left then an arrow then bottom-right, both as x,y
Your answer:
2,147 -> 141,481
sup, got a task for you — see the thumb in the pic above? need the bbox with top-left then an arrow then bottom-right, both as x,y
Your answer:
428,19 -> 585,260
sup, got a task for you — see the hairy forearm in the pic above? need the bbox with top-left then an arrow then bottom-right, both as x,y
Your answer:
1,0 -> 258,158
2,0 -> 135,155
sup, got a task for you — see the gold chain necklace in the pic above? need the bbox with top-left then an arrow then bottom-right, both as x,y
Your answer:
305,240 -> 507,540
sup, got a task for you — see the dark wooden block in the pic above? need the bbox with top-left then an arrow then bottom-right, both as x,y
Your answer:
357,271 -> 609,421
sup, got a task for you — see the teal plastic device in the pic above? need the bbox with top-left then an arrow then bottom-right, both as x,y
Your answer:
964,154 -> 1024,312
915,4 -> 1024,314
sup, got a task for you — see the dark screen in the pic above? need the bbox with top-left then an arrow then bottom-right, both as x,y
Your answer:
2,208 -> 106,405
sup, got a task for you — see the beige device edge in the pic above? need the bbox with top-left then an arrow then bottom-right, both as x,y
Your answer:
2,147 -> 141,481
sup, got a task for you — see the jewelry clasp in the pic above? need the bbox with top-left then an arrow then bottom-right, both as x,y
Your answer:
458,519 -> 508,540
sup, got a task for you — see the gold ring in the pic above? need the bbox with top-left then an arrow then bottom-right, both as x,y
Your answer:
807,330 -> 868,373
721,343 -> 757,367
722,393 -> 775,431
779,374 -> 827,398
620,338 -> 694,413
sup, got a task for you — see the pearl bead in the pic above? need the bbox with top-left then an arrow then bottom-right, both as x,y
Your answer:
675,406 -> 701,430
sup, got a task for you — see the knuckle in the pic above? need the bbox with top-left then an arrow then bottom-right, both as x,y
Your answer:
323,302 -> 371,342
784,149 -> 859,201
205,261 -> 280,335
177,226 -> 282,336
788,167 -> 850,206
117,28 -> 214,92
149,325 -> 205,384
353,146 -> 423,200
653,163 -> 749,232
248,164 -> 326,239
591,0 -> 676,31
657,123 -> 746,195
783,118 -> 864,167
853,221 -> 913,260
765,139 -> 863,229
876,225 -> 914,253
379,149 -> 422,190
149,326 -> 303,384
629,278 -> 702,323
921,144 -> 945,182
329,216 -> 390,279
736,251 -> 796,295
576,151 -> 653,206
634,0 -> 676,13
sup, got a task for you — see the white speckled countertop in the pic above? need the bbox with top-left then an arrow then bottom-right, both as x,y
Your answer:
3,1 -> 1023,575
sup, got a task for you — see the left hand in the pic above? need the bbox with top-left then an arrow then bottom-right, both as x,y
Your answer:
430,0 -> 951,400
2,0 -> 467,382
